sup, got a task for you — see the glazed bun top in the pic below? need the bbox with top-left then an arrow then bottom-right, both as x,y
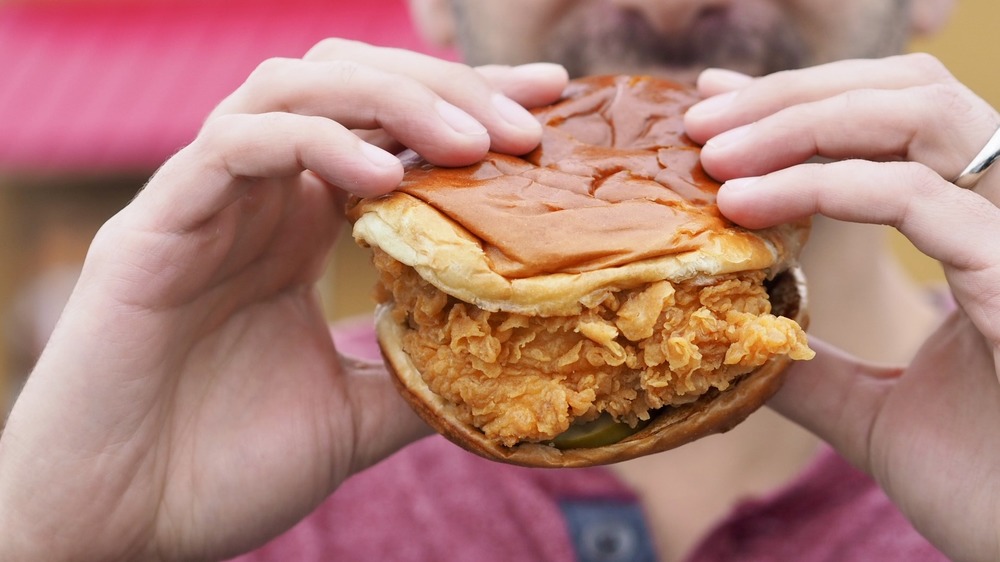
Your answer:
350,75 -> 809,316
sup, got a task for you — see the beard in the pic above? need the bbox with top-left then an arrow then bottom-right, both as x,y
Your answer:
450,0 -> 913,82
539,3 -> 807,82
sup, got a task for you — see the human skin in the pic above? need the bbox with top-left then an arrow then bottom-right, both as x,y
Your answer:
0,40 -> 569,562
4,2 -> 1000,561
687,54 -> 1000,562
420,2 -> 989,560
1,45 -> 998,561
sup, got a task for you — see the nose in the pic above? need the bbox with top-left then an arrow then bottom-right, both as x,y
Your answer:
609,0 -> 731,34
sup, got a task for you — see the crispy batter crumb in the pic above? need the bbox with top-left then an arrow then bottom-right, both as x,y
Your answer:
374,250 -> 814,447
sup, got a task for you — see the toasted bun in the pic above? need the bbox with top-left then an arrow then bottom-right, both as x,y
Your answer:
351,75 -> 809,317
378,267 -> 807,468
350,75 -> 812,467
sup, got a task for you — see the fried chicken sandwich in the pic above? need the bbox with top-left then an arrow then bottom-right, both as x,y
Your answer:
348,75 -> 814,468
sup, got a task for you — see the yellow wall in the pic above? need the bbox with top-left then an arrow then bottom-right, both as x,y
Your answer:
912,0 -> 1000,108
892,0 -> 1000,283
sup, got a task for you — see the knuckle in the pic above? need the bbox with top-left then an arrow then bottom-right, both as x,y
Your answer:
248,56 -> 298,81
242,56 -> 301,94
207,57 -> 301,118
881,162 -> 942,228
917,82 -> 972,121
325,59 -> 369,88
197,113 -> 235,143
899,52 -> 954,83
900,162 -> 950,202
912,164 -> 949,194
194,113 -> 248,157
898,160 -> 935,186
304,37 -> 365,60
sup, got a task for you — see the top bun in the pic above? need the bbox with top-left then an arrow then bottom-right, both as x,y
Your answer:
351,75 -> 808,316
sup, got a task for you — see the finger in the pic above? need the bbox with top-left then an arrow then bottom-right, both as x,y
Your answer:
474,62 -> 569,108
767,338 -> 899,471
697,84 -> 997,182
302,39 -> 555,154
718,160 -> 1000,343
686,53 -> 956,143
339,357 -> 432,475
139,112 -> 404,231
694,67 -> 753,97
717,160 -> 1000,262
351,128 -> 402,154
211,57 -> 492,167
354,62 -> 569,156
217,39 -> 552,157
775,324 -> 1000,562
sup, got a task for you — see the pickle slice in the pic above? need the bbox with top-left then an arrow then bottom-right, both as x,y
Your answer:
549,413 -> 648,450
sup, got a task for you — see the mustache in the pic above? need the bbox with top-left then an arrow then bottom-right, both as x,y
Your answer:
544,8 -> 806,78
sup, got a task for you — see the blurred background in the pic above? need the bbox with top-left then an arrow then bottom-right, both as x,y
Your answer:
0,0 -> 997,415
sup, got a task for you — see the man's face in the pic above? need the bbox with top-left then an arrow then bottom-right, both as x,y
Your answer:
447,0 -> 914,81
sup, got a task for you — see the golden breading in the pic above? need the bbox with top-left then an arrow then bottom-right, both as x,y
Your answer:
374,249 -> 813,447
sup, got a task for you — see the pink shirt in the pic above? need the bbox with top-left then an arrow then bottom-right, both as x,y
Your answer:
231,437 -> 944,561
228,321 -> 946,562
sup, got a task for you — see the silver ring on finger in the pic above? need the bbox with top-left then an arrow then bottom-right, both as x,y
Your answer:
953,126 -> 1000,189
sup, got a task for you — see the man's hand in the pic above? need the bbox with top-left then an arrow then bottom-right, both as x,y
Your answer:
686,53 -> 1000,561
0,39 -> 567,562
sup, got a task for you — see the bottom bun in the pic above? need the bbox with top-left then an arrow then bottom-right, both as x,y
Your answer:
377,267 -> 809,468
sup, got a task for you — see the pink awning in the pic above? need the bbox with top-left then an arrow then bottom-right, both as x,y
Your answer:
0,0 -> 453,173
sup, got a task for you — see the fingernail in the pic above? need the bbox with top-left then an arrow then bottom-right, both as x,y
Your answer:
492,93 -> 542,133
687,90 -> 738,119
699,68 -> 754,90
360,142 -> 399,168
510,62 -> 569,81
436,100 -> 487,136
722,176 -> 761,191
705,124 -> 753,150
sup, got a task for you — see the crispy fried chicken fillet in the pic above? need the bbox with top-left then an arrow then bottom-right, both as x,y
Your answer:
348,75 -> 814,468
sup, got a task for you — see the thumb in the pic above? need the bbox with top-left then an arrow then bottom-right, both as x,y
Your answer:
339,354 -> 433,475
767,338 -> 900,471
